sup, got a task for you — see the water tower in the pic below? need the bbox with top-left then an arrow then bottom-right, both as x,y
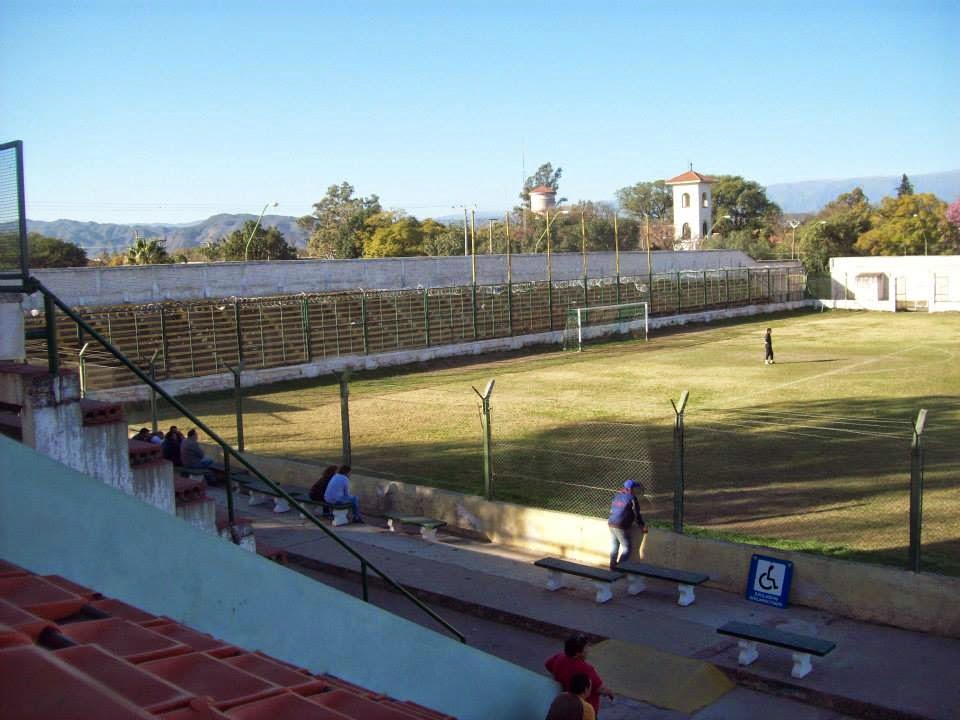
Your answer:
529,185 -> 557,215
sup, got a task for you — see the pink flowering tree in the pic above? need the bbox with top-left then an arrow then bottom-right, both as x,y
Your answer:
947,198 -> 960,229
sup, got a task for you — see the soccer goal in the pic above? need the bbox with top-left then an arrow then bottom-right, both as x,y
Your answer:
562,302 -> 649,352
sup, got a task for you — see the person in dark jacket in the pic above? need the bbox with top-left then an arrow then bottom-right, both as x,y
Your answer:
764,327 -> 775,365
607,479 -> 647,570
161,426 -> 183,466
309,465 -> 338,517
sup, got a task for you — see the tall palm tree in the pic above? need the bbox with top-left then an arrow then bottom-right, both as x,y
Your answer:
127,237 -> 170,265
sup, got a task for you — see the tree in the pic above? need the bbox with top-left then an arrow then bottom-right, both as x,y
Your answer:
362,213 -> 424,258
702,228 -> 777,260
299,182 -> 382,258
520,162 -> 563,208
896,173 -> 914,198
421,219 -> 464,256
201,220 -> 297,261
710,176 -> 782,232
946,198 -> 960,230
27,233 -> 88,268
127,237 -> 171,265
616,180 -> 672,221
855,193 -> 957,256
795,187 -> 873,270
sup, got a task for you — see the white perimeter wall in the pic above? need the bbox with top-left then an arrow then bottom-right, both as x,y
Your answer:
828,255 -> 960,312
26,250 -> 763,310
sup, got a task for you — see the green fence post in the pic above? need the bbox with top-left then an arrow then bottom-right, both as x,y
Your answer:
301,297 -> 312,362
423,291 -> 430,347
747,269 -> 752,303
909,409 -> 927,572
361,293 -> 369,355
222,450 -> 237,535
471,284 -> 478,340
148,349 -> 159,434
582,276 -> 588,309
258,302 -> 266,367
767,268 -> 772,300
615,274 -> 621,305
338,370 -> 352,466
507,281 -> 513,337
702,270 -> 708,308
473,380 -> 496,500
723,269 -> 729,305
671,390 -> 689,533
186,307 -> 196,376
43,293 -> 59,376
676,272 -> 682,313
547,282 -> 554,331
228,363 -> 244,453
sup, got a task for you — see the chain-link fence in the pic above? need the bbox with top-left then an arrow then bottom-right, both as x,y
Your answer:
26,265 -> 808,392
0,141 -> 28,288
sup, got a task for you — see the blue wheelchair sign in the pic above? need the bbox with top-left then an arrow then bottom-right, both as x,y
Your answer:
746,554 -> 794,609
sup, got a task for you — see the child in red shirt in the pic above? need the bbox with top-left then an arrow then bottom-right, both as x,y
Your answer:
545,634 -> 614,716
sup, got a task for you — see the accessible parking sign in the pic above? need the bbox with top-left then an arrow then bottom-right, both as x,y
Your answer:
746,554 -> 794,608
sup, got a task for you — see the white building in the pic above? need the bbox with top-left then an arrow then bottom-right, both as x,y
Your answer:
529,185 -> 557,215
827,255 -> 960,312
666,169 -> 714,250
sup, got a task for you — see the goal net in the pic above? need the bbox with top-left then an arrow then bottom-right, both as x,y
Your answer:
562,302 -> 649,352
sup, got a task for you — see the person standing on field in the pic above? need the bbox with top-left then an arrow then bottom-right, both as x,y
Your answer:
763,327 -> 775,365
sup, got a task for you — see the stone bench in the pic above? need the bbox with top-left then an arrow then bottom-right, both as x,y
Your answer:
534,557 -> 624,604
383,512 -> 446,541
717,621 -> 836,679
616,561 -> 709,606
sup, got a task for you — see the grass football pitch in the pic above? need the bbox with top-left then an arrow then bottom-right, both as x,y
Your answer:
133,309 -> 960,575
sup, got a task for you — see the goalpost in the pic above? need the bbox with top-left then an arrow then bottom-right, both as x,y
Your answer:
562,301 -> 649,352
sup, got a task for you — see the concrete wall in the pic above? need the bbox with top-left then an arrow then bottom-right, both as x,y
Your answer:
235,452 -> 960,638
827,255 -> 960,312
94,299 -> 814,403
26,250 -> 762,309
0,435 -> 559,720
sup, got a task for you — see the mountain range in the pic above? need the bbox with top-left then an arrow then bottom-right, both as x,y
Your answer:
27,170 -> 960,253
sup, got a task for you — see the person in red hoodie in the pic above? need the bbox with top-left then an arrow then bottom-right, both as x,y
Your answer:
545,634 -> 614,717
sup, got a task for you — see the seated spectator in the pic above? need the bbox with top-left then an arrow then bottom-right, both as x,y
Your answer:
545,674 -> 594,720
309,465 -> 338,517
133,427 -> 151,442
149,431 -> 164,445
322,465 -> 362,523
161,426 -> 183,466
545,635 -> 614,718
180,428 -> 214,480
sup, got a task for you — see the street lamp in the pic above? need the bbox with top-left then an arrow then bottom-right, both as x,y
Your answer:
244,201 -> 278,261
788,220 -> 801,259
703,214 -> 732,249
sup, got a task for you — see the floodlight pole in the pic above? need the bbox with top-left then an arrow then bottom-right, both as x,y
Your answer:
671,390 -> 689,533
473,379 -> 496,500
244,201 -> 278,262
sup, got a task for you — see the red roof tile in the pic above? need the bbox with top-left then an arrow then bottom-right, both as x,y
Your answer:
665,170 -> 714,184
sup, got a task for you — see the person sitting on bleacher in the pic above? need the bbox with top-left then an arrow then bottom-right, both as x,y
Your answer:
161,426 -> 183,466
322,465 -> 363,524
545,634 -> 613,718
149,431 -> 164,445
181,428 -> 214,479
309,465 -> 338,517
133,427 -> 152,442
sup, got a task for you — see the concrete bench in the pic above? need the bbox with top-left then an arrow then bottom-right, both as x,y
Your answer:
207,461 -> 252,487
234,477 -> 293,513
291,494 -> 355,526
616,561 -> 709,607
717,621 -> 836,679
534,557 -> 624,604
383,512 -> 446,541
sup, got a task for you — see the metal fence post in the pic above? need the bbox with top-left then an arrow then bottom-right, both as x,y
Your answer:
227,363 -> 245,453
473,380 -> 496,500
43,293 -> 59,376
233,301 -> 244,366
676,272 -> 682,313
909,409 -> 927,572
222,449 -> 237,537
159,306 -> 169,376
671,390 -> 689,533
77,342 -> 90,398
423,290 -> 430,347
360,293 -> 369,355
507,281 -> 513,337
702,270 -> 708,308
148,349 -> 159,433
301,297 -> 313,362
471,284 -> 478,340
338,370 -> 352,466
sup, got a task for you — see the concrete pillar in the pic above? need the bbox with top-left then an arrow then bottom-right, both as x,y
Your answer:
0,296 -> 25,362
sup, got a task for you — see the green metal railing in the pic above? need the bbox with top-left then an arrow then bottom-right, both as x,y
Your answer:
26,276 -> 466,644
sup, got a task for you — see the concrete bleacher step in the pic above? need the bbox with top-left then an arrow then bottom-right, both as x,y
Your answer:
175,496 -> 218,535
0,410 -> 22,440
79,398 -> 124,426
215,508 -> 257,551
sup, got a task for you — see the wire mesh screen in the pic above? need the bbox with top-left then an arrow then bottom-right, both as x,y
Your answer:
492,418 -> 670,519
919,407 -> 960,575
0,141 -> 27,282
684,406 -> 915,567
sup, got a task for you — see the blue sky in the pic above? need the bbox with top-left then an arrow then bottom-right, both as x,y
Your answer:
2,0 -> 957,224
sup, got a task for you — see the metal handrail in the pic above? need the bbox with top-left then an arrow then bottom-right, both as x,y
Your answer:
26,277 -> 466,644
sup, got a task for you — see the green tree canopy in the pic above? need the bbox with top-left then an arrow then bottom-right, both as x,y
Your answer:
299,182 -> 382,258
856,193 -> 958,256
421,218 -> 464,256
795,187 -> 873,271
896,173 -> 914,198
520,162 -> 563,208
362,212 -> 424,258
126,236 -> 171,265
616,180 -> 672,221
27,233 -> 88,268
202,220 -> 297,261
711,175 -> 781,233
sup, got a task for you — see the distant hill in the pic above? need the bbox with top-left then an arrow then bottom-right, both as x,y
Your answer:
26,214 -> 310,254
765,170 -> 960,213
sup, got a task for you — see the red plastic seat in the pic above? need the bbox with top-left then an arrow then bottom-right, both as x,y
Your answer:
0,574 -> 86,620
147,620 -> 238,656
140,652 -> 283,708
223,652 -> 325,693
311,689 -> 423,719
0,598 -> 55,640
0,559 -> 28,578
0,645 -> 154,719
55,644 -> 193,713
90,597 -> 159,624
57,617 -> 192,663
225,692 -> 353,719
